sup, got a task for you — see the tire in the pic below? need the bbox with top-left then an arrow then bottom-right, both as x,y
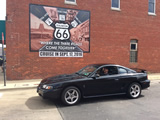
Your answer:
61,86 -> 81,105
127,82 -> 141,99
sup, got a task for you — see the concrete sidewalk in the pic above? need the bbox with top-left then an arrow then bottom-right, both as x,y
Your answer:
0,79 -> 41,90
0,72 -> 40,90
0,73 -> 160,91
148,73 -> 160,80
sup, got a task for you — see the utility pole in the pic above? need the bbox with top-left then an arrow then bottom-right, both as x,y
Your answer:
2,32 -> 6,86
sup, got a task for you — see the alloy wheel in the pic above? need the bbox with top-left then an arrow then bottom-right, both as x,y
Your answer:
130,84 -> 141,98
64,89 -> 79,104
62,87 -> 81,105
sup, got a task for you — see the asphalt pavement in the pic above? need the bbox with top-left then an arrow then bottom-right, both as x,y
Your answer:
56,83 -> 160,120
0,71 -> 160,120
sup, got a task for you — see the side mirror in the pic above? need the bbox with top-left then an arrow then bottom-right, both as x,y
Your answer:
95,74 -> 100,77
92,73 -> 100,79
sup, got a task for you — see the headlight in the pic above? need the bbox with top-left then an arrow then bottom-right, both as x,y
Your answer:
42,85 -> 53,90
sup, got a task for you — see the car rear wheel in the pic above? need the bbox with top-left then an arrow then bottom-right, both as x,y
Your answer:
127,82 -> 141,99
61,86 -> 81,105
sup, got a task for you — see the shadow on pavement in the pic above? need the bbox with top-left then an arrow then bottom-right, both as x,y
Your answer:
55,94 -> 145,108
25,94 -> 146,109
25,96 -> 57,110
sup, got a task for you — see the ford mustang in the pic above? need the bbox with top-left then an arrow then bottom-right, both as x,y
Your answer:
37,64 -> 150,105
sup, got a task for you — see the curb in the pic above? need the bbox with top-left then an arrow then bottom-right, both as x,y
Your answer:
0,86 -> 37,91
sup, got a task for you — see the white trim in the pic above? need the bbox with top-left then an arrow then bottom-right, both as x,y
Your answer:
65,0 -> 77,5
111,7 -> 121,11
148,12 -> 156,16
130,43 -> 137,51
111,0 -> 120,9
148,0 -> 156,14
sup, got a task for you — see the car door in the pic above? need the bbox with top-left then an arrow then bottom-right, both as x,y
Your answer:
83,66 -> 121,97
115,67 -> 138,93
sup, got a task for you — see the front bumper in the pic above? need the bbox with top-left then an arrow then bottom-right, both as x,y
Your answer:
140,79 -> 150,89
37,87 -> 62,99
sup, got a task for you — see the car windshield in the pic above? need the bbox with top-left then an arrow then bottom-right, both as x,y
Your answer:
76,65 -> 99,77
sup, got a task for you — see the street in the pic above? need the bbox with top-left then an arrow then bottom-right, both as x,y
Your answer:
0,88 -> 62,120
0,82 -> 160,120
57,83 -> 160,120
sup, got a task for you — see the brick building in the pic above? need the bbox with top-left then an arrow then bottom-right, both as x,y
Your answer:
6,0 -> 160,80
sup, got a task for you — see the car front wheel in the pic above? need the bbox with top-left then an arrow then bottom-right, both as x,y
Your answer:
61,86 -> 81,105
127,82 -> 141,99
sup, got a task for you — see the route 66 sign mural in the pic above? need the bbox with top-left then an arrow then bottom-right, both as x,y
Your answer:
29,4 -> 90,57
54,23 -> 70,40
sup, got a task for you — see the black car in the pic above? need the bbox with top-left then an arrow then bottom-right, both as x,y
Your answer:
37,64 -> 150,105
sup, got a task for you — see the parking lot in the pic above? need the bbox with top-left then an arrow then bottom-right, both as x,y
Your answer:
0,82 -> 160,120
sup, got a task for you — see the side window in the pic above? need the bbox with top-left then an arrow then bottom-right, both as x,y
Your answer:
96,66 -> 118,76
108,66 -> 118,75
97,67 -> 109,76
118,67 -> 128,74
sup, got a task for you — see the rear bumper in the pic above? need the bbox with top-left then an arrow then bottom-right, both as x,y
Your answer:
140,79 -> 150,89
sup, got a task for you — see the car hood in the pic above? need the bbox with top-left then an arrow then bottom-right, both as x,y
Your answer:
40,73 -> 85,84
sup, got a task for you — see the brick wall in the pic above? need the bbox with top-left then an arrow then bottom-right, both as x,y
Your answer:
6,0 -> 160,80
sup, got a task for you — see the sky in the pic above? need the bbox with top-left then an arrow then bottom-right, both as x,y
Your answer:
0,0 -> 6,20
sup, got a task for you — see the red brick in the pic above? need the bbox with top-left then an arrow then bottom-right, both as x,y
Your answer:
6,0 -> 160,80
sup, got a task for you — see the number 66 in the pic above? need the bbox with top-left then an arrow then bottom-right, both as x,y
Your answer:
54,29 -> 70,40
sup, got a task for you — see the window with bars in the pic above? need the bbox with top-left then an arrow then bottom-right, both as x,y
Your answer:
148,0 -> 156,15
130,40 -> 138,63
